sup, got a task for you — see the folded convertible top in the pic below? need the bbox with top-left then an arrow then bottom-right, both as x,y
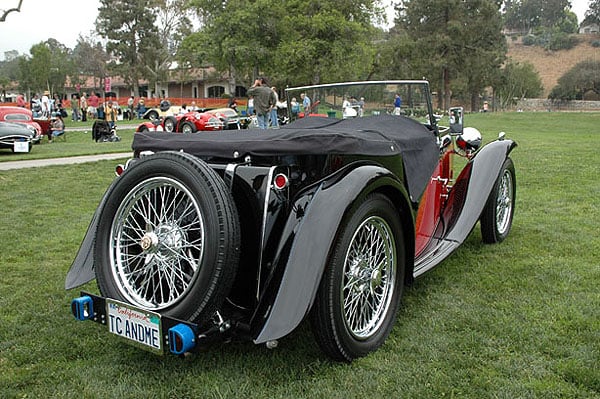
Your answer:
132,114 -> 439,200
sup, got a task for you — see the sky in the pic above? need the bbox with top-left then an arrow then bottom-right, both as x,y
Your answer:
0,0 -> 592,61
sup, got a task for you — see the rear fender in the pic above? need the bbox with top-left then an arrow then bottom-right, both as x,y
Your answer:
64,177 -> 120,289
253,164 -> 412,344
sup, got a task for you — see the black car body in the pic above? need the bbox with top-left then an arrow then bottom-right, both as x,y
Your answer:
0,121 -> 36,152
67,81 -> 516,361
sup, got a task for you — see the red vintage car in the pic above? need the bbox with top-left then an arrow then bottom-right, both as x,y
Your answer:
135,110 -> 224,134
0,106 -> 45,143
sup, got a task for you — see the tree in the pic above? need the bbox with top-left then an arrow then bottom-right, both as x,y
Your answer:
503,0 -> 575,31
274,0 -> 379,86
188,0 -> 282,91
147,0 -> 196,96
549,60 -> 600,100
586,0 -> 600,21
390,0 -> 506,110
18,41 -> 72,96
72,35 -> 110,90
96,0 -> 161,96
187,0 -> 380,89
495,61 -> 543,108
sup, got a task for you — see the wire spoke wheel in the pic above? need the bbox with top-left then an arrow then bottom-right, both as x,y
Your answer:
310,193 -> 404,361
495,169 -> 514,236
95,152 -> 240,325
481,157 -> 516,244
342,216 -> 396,340
111,177 -> 205,310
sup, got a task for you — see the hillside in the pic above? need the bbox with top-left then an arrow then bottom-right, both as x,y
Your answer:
506,35 -> 599,97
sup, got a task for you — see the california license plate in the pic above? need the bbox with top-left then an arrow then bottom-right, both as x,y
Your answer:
106,299 -> 163,353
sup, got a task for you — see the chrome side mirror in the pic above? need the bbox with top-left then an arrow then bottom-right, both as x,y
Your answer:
449,107 -> 463,135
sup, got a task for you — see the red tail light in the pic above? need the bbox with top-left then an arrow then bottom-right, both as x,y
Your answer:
273,173 -> 289,190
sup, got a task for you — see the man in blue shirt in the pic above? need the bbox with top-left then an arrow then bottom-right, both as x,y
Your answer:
393,93 -> 402,115
301,93 -> 311,117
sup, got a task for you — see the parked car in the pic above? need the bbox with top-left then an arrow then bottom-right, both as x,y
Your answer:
205,107 -> 241,130
67,80 -> 517,362
141,99 -> 182,121
0,121 -> 36,152
0,106 -> 44,143
135,110 -> 224,134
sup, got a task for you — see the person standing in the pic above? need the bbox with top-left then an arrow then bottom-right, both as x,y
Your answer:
80,94 -> 88,122
247,95 -> 254,116
16,93 -> 26,108
247,77 -> 276,130
269,87 -> 280,128
290,97 -> 300,121
300,93 -> 311,117
41,90 -> 51,118
31,94 -> 41,117
393,93 -> 402,115
105,100 -> 118,129
127,96 -> 135,120
71,94 -> 81,121
88,91 -> 99,119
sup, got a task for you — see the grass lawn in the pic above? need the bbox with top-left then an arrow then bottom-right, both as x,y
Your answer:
0,112 -> 598,398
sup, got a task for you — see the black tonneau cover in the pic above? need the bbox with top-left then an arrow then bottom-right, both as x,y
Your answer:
132,114 -> 439,200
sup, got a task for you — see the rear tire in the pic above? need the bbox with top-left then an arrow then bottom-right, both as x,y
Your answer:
480,157 -> 516,243
310,193 -> 405,361
94,151 -> 240,326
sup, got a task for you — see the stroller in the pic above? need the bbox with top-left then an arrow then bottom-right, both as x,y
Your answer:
92,120 -> 121,142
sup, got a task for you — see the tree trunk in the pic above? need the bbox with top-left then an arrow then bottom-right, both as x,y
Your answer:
443,67 -> 451,111
470,91 -> 479,112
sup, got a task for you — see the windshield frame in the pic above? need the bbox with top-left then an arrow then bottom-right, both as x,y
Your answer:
284,80 -> 438,135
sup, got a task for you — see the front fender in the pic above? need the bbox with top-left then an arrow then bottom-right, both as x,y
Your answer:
414,138 -> 517,275
446,138 -> 517,242
253,164 -> 411,344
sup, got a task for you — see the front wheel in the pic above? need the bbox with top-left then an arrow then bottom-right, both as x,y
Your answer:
480,157 -> 516,243
163,117 -> 176,132
146,110 -> 159,121
180,121 -> 197,134
94,151 -> 240,326
310,193 -> 405,362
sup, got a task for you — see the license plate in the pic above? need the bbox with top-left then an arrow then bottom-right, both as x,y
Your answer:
106,299 -> 163,353
13,141 -> 29,153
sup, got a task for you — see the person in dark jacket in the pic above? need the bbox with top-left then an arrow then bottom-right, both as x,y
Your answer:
246,77 -> 276,129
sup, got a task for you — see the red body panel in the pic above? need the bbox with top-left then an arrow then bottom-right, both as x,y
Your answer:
415,149 -> 453,256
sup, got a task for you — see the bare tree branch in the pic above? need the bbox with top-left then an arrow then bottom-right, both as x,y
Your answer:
0,0 -> 24,22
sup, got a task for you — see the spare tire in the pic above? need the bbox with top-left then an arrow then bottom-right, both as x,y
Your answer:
94,151 -> 240,326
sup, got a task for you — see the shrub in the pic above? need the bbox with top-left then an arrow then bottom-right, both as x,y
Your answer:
522,35 -> 536,46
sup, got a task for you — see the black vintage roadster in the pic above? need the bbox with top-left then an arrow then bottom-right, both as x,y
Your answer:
67,81 -> 516,362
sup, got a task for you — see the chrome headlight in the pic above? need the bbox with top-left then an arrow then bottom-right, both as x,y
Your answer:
456,127 -> 482,152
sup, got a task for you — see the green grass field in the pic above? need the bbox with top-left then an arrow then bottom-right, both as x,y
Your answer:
0,112 -> 598,398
